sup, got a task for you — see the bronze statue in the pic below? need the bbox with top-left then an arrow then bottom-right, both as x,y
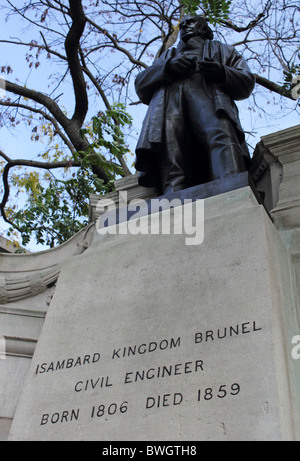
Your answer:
135,15 -> 255,195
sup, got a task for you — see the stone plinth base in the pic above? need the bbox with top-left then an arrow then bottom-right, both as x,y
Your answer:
9,184 -> 299,441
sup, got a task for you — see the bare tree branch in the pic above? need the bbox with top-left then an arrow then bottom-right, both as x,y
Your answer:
85,16 -> 148,69
65,0 -> 88,126
5,79 -> 70,129
254,74 -> 295,100
0,100 -> 75,155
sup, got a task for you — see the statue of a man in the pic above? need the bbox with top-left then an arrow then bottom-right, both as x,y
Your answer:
135,15 -> 255,195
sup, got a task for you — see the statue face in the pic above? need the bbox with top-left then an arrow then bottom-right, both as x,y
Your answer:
180,17 -> 207,43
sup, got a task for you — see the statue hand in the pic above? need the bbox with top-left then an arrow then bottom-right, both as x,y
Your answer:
198,60 -> 226,83
166,55 -> 197,79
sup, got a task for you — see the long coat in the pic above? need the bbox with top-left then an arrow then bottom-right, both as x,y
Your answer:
135,37 -> 255,187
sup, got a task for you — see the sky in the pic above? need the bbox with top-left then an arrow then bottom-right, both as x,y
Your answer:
0,2 -> 299,252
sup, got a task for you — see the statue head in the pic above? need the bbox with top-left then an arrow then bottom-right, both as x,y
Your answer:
179,15 -> 214,43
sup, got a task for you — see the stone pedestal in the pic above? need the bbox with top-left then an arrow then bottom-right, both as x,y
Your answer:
2,125 -> 300,442
8,180 -> 300,441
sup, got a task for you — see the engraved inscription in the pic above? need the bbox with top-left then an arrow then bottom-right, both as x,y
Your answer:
34,319 -> 262,428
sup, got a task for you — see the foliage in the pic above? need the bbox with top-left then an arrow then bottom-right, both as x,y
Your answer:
80,103 -> 133,180
3,103 -> 132,248
182,0 -> 232,23
10,170 -> 93,248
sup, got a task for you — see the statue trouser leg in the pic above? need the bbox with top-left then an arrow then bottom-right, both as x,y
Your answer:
160,86 -> 188,194
160,116 -> 187,193
184,82 -> 246,180
201,116 -> 245,180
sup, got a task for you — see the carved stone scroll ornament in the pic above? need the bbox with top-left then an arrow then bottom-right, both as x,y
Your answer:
0,267 -> 60,305
0,223 -> 96,305
0,276 -> 9,304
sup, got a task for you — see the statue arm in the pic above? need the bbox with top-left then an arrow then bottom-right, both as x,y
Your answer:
135,53 -> 172,105
220,49 -> 255,100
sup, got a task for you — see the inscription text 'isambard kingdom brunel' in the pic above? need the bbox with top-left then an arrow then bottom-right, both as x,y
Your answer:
34,321 -> 261,376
